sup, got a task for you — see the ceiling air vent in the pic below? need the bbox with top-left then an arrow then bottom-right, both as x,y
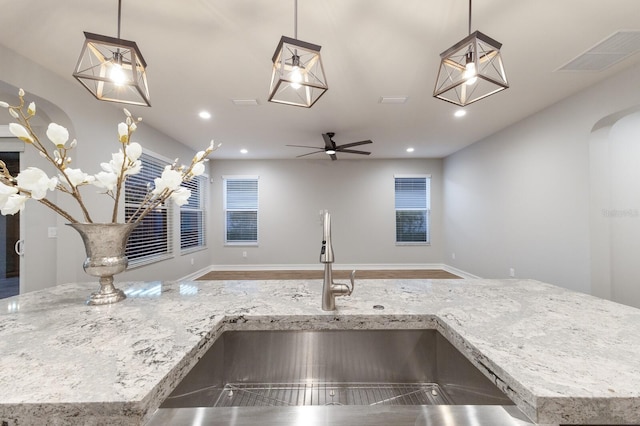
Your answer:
556,30 -> 640,72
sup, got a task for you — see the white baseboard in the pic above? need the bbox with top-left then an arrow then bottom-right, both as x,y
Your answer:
180,263 -> 479,280
178,265 -> 215,281
441,264 -> 482,279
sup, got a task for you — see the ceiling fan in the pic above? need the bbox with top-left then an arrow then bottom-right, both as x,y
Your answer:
287,132 -> 373,160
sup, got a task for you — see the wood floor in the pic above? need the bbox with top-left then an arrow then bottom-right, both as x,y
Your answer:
196,269 -> 460,280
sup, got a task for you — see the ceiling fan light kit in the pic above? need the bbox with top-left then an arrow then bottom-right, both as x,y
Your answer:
433,0 -> 508,107
73,0 -> 151,107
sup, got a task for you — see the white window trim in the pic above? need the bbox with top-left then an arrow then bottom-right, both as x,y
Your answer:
394,174 -> 431,246
223,175 -> 259,246
180,173 -> 208,254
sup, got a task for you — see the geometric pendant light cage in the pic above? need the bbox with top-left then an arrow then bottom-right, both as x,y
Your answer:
268,0 -> 328,108
433,0 -> 508,107
73,0 -> 151,107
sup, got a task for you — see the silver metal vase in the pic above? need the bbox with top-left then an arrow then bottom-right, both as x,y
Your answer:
68,222 -> 137,305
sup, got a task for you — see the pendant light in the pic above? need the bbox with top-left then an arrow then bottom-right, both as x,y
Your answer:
268,0 -> 328,108
433,0 -> 508,107
73,0 -> 151,107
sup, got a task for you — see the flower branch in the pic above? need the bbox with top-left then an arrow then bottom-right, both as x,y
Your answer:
0,88 -> 219,224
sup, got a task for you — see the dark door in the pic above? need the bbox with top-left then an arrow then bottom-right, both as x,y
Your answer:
0,152 -> 20,299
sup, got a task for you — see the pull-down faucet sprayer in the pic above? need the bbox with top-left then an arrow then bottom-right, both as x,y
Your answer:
320,210 -> 354,311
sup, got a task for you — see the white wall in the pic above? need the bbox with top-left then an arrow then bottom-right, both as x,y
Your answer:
209,158 -> 444,268
443,63 -> 640,297
0,45 -> 213,292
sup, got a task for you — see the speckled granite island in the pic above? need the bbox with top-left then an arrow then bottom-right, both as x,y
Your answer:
1,278 -> 640,425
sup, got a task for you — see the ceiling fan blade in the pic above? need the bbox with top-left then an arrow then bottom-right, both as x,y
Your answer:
296,150 -> 326,158
286,144 -> 324,149
336,140 -> 373,149
337,148 -> 371,155
330,153 -> 337,161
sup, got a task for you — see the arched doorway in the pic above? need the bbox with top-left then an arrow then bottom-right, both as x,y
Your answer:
589,107 -> 640,308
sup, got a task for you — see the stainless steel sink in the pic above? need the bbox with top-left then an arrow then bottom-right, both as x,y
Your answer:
150,329 -> 533,425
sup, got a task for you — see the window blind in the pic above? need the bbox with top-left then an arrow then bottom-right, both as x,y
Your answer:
223,177 -> 258,244
180,175 -> 206,250
125,152 -> 173,265
394,176 -> 431,244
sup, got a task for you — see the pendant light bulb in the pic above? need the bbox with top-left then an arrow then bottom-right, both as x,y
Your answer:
289,54 -> 303,90
290,65 -> 303,90
463,55 -> 477,86
109,57 -> 126,86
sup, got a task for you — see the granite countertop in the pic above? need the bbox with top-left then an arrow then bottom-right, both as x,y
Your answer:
1,278 -> 639,425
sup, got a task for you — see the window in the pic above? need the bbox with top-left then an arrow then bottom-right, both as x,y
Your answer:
180,175 -> 207,251
125,152 -> 173,265
394,175 -> 431,244
223,176 -> 258,244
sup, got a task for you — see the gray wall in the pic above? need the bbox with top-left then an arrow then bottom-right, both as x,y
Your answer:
0,45 -> 213,292
443,63 -> 640,298
209,159 -> 444,268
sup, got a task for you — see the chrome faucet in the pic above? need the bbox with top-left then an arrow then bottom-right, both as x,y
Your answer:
320,210 -> 354,311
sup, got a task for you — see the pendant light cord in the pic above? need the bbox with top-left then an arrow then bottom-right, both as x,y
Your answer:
294,0 -> 298,39
468,0 -> 472,35
117,0 -> 122,39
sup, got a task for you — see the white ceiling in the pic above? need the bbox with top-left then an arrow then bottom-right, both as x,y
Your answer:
1,0 -> 640,160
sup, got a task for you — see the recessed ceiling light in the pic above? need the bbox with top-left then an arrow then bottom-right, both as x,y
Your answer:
198,111 -> 211,119
454,110 -> 467,118
406,147 -> 415,153
240,149 -> 248,154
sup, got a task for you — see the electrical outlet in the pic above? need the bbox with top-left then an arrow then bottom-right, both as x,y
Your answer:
48,227 -> 57,238
509,268 -> 515,277
190,258 -> 194,265
451,252 -> 456,260
242,251 -> 247,258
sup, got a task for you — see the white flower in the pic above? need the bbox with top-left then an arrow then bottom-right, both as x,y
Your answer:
16,167 -> 58,200
191,161 -> 205,176
46,123 -> 69,148
92,171 -> 118,191
63,168 -> 94,187
118,122 -> 128,143
104,150 -> 138,176
101,152 -> 122,174
27,102 -> 36,116
152,166 -> 182,195
9,123 -> 33,143
0,182 -> 19,206
126,159 -> 142,175
0,181 -> 27,215
170,187 -> 191,206
1,194 -> 27,215
126,142 -> 142,161
0,101 -> 8,108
